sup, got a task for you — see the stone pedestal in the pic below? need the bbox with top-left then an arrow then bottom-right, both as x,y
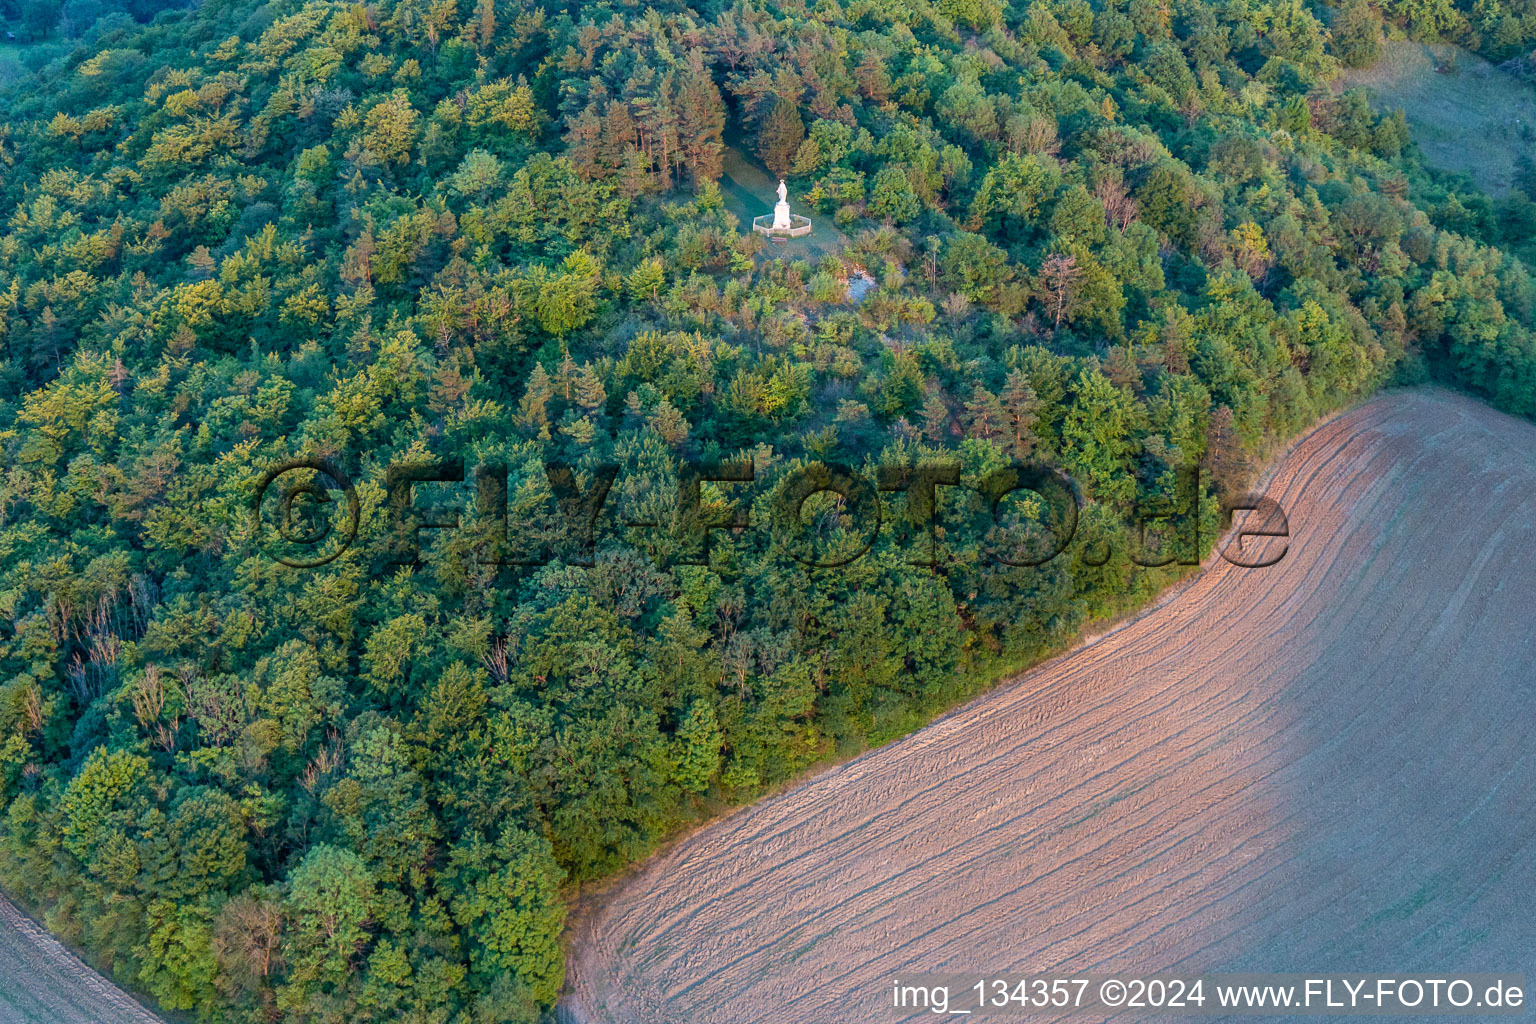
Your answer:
772,200 -> 791,231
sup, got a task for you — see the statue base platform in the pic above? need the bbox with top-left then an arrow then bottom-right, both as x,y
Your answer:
752,213 -> 813,238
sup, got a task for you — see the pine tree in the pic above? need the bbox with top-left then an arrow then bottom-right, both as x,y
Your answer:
676,54 -> 727,184
620,145 -> 655,199
756,96 -> 804,177
1038,253 -> 1081,328
565,105 -> 605,179
574,363 -> 607,411
999,370 -> 1038,459
855,51 -> 890,102
1204,404 -> 1250,501
187,246 -> 216,280
628,257 -> 665,302
1104,346 -> 1140,393
475,0 -> 496,48
920,391 -> 951,442
649,398 -> 689,444
964,387 -> 1003,440
1160,308 -> 1191,374
560,416 -> 596,445
554,349 -> 579,401
599,102 -> 636,171
624,389 -> 646,425
516,363 -> 553,434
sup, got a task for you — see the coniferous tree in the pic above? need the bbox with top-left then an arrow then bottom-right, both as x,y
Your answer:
756,96 -> 805,177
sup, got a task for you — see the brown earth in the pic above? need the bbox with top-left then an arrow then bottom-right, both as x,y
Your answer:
560,389 -> 1536,1024
0,894 -> 165,1023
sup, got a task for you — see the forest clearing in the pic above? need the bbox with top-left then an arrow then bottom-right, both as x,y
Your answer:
1341,40 -> 1536,194
561,388 -> 1536,1024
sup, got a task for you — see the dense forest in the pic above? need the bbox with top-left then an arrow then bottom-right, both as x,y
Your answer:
2,0 -> 1536,1018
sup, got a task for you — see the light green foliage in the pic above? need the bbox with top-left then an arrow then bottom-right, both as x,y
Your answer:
446,825 -> 566,1002
869,167 -> 921,223
59,748 -> 151,862
448,148 -> 505,200
1062,369 -> 1139,504
672,701 -> 724,793
362,90 -> 420,165
138,899 -> 219,1011
282,845 -> 377,989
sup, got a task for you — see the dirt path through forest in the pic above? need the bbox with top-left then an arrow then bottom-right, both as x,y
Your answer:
561,388 -> 1536,1024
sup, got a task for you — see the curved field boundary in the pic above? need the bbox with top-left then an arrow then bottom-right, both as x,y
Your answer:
562,389 -> 1536,1024
0,895 -> 165,1024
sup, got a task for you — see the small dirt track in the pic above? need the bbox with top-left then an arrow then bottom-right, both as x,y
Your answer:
0,895 -> 165,1024
562,389 -> 1536,1024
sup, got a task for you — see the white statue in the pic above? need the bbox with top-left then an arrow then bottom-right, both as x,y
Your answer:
753,177 -> 810,238
772,179 -> 791,231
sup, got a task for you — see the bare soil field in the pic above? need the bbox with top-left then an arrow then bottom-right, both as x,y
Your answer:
0,895 -> 164,1023
561,389 -> 1536,1024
